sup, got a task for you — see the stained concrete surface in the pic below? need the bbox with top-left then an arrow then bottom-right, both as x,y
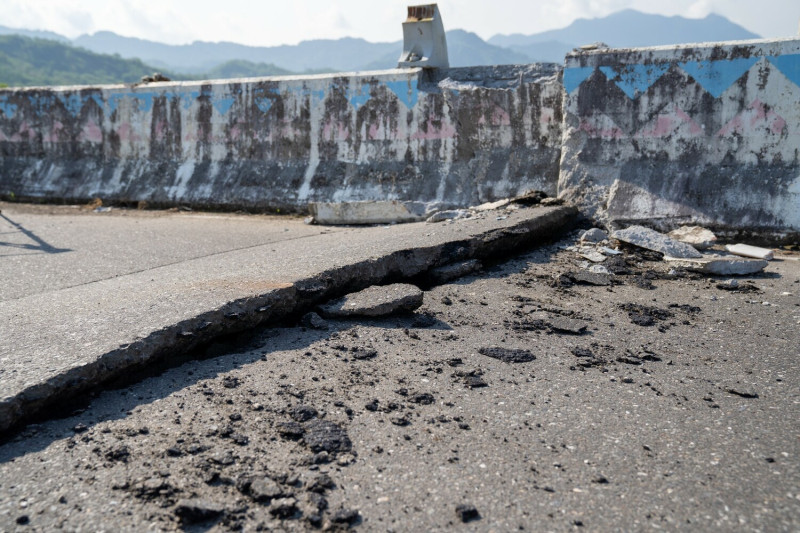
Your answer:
0,202 -> 575,432
0,230 -> 798,531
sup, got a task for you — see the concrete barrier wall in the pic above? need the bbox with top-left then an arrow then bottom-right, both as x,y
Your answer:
559,38 -> 800,238
0,65 -> 563,212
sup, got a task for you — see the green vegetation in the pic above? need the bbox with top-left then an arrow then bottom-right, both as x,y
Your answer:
0,35 -> 183,87
0,35 -> 309,88
202,59 -> 292,80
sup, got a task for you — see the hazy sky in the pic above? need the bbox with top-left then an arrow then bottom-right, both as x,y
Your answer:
1,0 -> 798,46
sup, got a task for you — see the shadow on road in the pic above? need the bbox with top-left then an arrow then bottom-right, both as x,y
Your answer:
0,212 -> 72,255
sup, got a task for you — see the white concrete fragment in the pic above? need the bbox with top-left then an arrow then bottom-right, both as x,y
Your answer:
668,226 -> 717,250
309,201 -> 427,225
580,251 -> 606,263
588,264 -> 610,274
473,198 -> 513,211
725,244 -> 774,261
427,209 -> 470,223
664,256 -> 768,275
599,246 -> 622,256
612,225 -> 703,259
580,228 -> 608,243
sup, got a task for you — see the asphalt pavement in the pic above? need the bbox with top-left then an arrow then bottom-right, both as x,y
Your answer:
0,220 -> 797,531
0,201 -> 575,432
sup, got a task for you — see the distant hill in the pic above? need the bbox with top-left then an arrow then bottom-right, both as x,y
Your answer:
36,28 -> 532,74
0,35 -> 177,87
363,29 -> 532,70
202,60 -> 293,80
489,9 -> 761,63
73,32 -> 400,74
0,24 -> 70,43
0,9 -> 764,87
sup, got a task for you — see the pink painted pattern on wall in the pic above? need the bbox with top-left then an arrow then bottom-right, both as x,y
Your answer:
717,99 -> 788,137
636,106 -> 703,138
79,119 -> 103,144
322,120 -> 350,142
44,121 -> 65,143
410,117 -> 457,140
578,115 -> 623,139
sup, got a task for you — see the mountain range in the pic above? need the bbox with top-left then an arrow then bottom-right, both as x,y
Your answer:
0,10 -> 761,87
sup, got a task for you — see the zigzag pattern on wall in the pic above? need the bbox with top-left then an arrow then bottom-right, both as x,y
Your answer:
564,54 -> 800,96
565,54 -> 800,144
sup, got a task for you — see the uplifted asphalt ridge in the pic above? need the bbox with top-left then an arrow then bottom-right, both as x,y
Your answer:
0,205 -> 576,432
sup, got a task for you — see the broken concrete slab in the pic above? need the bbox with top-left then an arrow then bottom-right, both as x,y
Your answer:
0,204 -> 577,432
318,283 -> 424,318
725,244 -> 775,261
308,201 -> 428,225
612,225 -> 703,259
668,226 -> 717,250
665,256 -> 768,275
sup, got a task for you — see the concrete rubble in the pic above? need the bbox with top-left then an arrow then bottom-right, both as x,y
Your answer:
567,224 -> 771,277
314,191 -> 556,226
725,244 -> 775,261
317,283 -> 424,318
580,228 -> 608,243
664,256 -> 769,276
668,226 -> 717,250
426,209 -> 471,223
612,225 -> 703,259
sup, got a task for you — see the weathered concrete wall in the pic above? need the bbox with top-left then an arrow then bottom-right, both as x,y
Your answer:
560,38 -> 800,238
0,65 -> 562,212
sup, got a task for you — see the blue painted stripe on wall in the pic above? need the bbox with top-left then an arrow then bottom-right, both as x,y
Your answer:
678,57 -> 759,98
384,79 -> 419,109
563,67 -> 595,94
254,98 -> 273,113
57,94 -> 85,117
0,96 -> 18,119
767,54 -> 800,88
598,64 -> 670,99
348,85 -> 372,110
212,96 -> 236,116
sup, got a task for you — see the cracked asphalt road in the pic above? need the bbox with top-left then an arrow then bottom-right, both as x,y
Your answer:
1,231 -> 798,531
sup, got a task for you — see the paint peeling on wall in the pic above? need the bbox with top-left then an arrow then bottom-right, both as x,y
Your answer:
560,38 -> 800,236
0,65 -> 562,211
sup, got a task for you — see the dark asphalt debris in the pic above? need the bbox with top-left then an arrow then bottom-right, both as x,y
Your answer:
478,347 -> 536,363
303,419 -> 353,453
455,503 -> 481,523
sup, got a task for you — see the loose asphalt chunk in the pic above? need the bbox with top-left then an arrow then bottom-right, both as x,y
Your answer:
318,283 -> 424,318
478,347 -> 536,363
0,205 -> 576,432
546,317 -> 588,334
